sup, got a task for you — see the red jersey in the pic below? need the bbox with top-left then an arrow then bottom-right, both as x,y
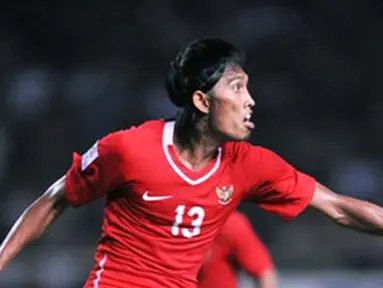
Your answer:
64,120 -> 315,288
198,211 -> 274,288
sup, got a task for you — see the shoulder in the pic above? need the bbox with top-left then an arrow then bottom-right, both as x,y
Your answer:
100,119 -> 165,149
87,120 -> 165,166
222,141 -> 272,163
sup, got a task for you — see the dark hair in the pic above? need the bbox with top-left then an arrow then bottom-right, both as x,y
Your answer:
165,38 -> 244,108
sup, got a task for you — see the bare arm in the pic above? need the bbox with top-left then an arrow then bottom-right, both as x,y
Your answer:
0,176 -> 68,271
257,269 -> 278,288
310,182 -> 383,235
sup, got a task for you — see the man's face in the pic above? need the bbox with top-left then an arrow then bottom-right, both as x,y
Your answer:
208,64 -> 255,141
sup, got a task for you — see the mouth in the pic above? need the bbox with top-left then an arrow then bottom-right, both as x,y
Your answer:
243,112 -> 255,130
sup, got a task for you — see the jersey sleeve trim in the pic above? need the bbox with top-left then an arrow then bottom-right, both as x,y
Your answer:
282,172 -> 316,221
64,152 -> 83,208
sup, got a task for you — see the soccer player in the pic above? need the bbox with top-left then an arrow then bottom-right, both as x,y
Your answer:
198,211 -> 277,288
1,38 -> 383,288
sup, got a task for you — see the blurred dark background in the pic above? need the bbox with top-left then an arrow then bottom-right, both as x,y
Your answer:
1,0 -> 383,287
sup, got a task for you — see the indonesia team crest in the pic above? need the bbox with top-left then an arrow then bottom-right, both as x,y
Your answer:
216,185 -> 234,205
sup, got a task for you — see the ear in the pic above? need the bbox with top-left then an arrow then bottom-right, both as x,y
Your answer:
192,90 -> 210,114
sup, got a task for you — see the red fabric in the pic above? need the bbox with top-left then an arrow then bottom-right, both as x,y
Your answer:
64,120 -> 316,287
199,211 -> 274,288
234,143 -> 316,221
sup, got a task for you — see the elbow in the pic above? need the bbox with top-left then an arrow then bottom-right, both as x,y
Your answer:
329,196 -> 383,233
312,183 -> 383,234
38,192 -> 68,219
329,213 -> 351,228
324,195 -> 356,228
24,197 -> 63,241
326,197 -> 349,225
39,176 -> 68,213
30,194 -> 59,216
311,185 -> 356,227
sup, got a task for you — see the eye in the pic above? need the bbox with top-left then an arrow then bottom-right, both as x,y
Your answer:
232,82 -> 243,91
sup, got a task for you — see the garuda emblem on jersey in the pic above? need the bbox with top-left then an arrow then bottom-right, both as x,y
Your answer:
216,185 -> 234,205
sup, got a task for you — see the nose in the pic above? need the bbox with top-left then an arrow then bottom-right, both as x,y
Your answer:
246,92 -> 256,108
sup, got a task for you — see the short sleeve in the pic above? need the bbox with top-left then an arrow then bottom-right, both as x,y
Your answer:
226,212 -> 274,277
238,143 -> 316,221
64,130 -> 129,207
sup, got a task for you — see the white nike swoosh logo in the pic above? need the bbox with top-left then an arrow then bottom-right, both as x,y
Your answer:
142,191 -> 172,201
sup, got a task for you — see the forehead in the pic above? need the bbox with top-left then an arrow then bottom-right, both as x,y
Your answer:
221,64 -> 248,82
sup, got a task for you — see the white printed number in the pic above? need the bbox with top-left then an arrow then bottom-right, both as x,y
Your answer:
171,205 -> 205,238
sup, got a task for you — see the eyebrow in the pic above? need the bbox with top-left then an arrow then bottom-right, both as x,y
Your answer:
227,74 -> 248,83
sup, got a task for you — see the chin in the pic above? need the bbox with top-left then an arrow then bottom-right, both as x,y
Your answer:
238,133 -> 251,141
225,131 -> 251,142
216,125 -> 252,142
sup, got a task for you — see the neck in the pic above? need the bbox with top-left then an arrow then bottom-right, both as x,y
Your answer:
172,111 -> 222,171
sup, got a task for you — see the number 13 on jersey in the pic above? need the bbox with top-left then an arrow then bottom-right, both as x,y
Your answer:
171,205 -> 205,238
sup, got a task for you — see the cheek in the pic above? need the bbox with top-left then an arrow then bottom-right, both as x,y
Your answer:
210,95 -> 240,125
223,100 -> 241,119
214,102 -> 234,122
214,102 -> 240,129
218,96 -> 239,112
